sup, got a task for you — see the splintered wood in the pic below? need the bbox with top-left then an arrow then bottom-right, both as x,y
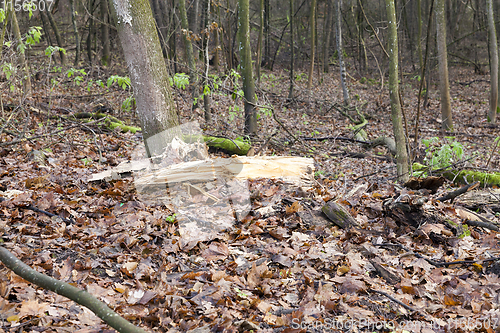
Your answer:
90,156 -> 315,187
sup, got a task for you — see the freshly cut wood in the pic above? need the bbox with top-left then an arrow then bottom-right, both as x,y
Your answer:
90,156 -> 314,186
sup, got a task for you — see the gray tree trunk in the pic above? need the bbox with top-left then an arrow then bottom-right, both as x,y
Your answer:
385,0 -> 409,182
336,0 -> 349,105
307,0 -> 316,90
178,0 -> 199,108
487,0 -> 498,123
436,0 -> 453,130
238,0 -> 257,134
108,0 -> 179,157
69,0 -> 80,65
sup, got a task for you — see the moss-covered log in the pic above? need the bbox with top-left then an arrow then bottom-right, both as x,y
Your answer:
184,135 -> 251,155
412,162 -> 500,186
321,201 -> 359,229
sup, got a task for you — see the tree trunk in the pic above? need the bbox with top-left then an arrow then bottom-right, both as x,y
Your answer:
213,2 -> 221,71
263,0 -> 270,68
86,0 -> 95,63
256,0 -> 264,85
436,0 -> 453,130
322,0 -> 332,73
416,0 -> 425,88
178,0 -> 199,108
69,0 -> 80,65
385,0 -> 409,182
108,0 -> 180,157
238,0 -> 257,134
307,0 -> 316,90
46,10 -> 66,65
189,0 -> 200,35
336,0 -> 349,105
487,0 -> 498,123
202,0 -> 211,122
288,0 -> 294,99
100,0 -> 110,65
11,10 -> 31,95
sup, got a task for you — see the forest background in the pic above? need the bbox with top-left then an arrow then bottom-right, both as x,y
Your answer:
1,0 -> 500,332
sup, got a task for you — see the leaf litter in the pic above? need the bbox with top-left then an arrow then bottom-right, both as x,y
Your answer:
1,65 -> 500,332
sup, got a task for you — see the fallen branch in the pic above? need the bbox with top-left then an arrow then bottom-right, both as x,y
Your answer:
436,181 -> 479,203
0,197 -> 73,224
0,246 -> 147,333
376,243 -> 500,267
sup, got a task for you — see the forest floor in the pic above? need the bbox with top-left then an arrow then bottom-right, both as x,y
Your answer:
1,60 -> 500,333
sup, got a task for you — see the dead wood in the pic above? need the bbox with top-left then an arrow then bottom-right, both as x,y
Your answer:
0,246 -> 147,333
321,201 -> 359,229
90,156 -> 315,187
437,181 -> 479,202
405,176 -> 446,194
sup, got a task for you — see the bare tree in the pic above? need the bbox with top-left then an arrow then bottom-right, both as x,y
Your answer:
385,0 -> 409,182
108,0 -> 179,157
436,0 -> 453,130
307,0 -> 316,90
487,0 -> 498,123
336,0 -> 349,105
238,0 -> 257,134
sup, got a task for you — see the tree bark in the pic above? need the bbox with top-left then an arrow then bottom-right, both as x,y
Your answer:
178,0 -> 199,108
46,10 -> 66,65
108,0 -> 180,157
288,0 -> 294,99
69,0 -> 80,65
322,0 -> 332,73
336,0 -> 349,105
11,9 -> 31,95
385,0 -> 409,182
487,0 -> 498,123
0,246 -> 147,333
256,0 -> 264,85
238,0 -> 257,134
307,0 -> 316,90
436,0 -> 453,130
100,0 -> 110,65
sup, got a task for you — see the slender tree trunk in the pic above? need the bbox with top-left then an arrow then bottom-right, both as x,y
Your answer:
322,0 -> 332,73
86,0 -> 95,63
238,0 -> 257,134
101,0 -> 110,65
202,0 -> 211,122
336,0 -> 349,105
178,0 -> 199,108
167,0 -> 177,73
436,0 -> 453,130
108,0 -> 179,157
213,2 -> 220,71
151,0 -> 167,58
46,10 -> 66,65
11,10 -> 31,95
307,0 -> 316,90
416,0 -> 425,88
69,0 -> 80,65
288,0 -> 294,99
264,0 -> 270,68
487,0 -> 498,123
256,0 -> 264,85
385,0 -> 409,182
189,0 -> 200,35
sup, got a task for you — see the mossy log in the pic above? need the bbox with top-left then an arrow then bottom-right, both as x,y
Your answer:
72,114 -> 250,155
412,162 -> 500,186
73,112 -> 141,133
185,135 -> 251,155
321,201 -> 359,229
